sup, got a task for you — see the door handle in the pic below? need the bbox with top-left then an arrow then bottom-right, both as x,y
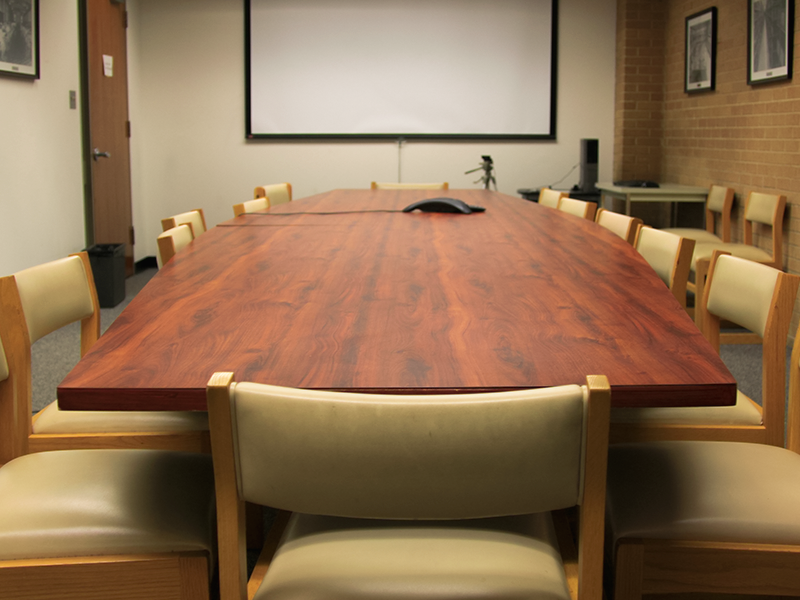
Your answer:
92,148 -> 111,161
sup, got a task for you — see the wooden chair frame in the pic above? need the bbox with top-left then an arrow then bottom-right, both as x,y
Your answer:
610,251 -> 800,447
558,197 -> 597,221
254,182 -> 293,202
161,208 -> 207,237
208,372 -> 611,600
608,317 -> 800,600
157,224 -> 194,266
538,187 -> 568,208
0,252 -> 209,465
688,191 -> 786,340
594,208 -> 642,245
633,225 -> 695,310
233,197 -> 269,217
370,182 -> 449,190
0,552 -> 210,600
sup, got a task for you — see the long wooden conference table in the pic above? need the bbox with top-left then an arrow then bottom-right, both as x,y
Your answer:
58,189 -> 736,411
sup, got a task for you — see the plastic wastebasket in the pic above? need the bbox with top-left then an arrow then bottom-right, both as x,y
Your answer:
85,244 -> 125,308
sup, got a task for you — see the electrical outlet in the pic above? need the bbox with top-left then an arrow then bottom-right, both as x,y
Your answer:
69,90 -> 77,110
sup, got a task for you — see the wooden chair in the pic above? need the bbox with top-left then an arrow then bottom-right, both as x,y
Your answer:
371,181 -> 449,190
610,251 -> 800,447
538,187 -> 568,208
254,183 -> 292,206
633,225 -> 695,309
208,373 -> 611,600
663,184 -> 735,244
0,252 -> 209,465
558,197 -> 597,220
156,224 -> 194,267
689,191 -> 786,338
605,314 -> 800,600
0,331 -> 215,598
595,208 -> 642,245
233,197 -> 269,217
161,208 -> 207,237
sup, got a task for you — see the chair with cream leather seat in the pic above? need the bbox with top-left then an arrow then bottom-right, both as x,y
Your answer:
157,224 -> 194,267
161,208 -> 207,238
0,252 -> 209,464
633,225 -> 695,310
233,197 -> 269,217
689,191 -> 786,336
538,187 -> 568,208
208,373 -> 611,600
254,182 -> 292,206
605,316 -> 800,600
558,197 -> 597,220
0,333 -> 215,599
371,181 -> 449,190
595,208 -> 642,245
662,184 -> 735,244
610,251 -> 800,447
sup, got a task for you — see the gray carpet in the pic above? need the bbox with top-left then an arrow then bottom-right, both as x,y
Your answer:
32,268 -> 777,415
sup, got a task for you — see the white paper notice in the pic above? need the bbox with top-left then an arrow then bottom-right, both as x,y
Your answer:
103,55 -> 114,77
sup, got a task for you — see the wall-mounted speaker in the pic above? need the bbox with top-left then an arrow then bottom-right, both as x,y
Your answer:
579,139 -> 598,193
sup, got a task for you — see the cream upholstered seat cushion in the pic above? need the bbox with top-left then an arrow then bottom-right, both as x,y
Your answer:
33,400 -> 209,433
0,449 -> 215,560
663,227 -> 722,245
607,440 -> 800,545
636,227 -> 682,288
691,241 -> 773,272
611,389 -> 762,425
254,512 -> 570,600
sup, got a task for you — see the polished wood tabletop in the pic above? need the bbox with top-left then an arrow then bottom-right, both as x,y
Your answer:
58,189 -> 735,411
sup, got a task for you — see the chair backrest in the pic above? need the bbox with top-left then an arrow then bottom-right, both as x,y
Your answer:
634,226 -> 695,308
157,224 -> 194,267
254,183 -> 292,205
371,182 -> 449,190
538,187 -> 567,208
208,373 -> 610,521
233,197 -> 269,217
705,185 -> 735,242
0,253 -> 100,462
700,252 -> 800,447
742,191 -> 786,267
595,208 -> 642,245
161,209 -> 206,238
558,197 -> 596,220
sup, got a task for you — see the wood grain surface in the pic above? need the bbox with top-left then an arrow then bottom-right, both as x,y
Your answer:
58,190 -> 735,410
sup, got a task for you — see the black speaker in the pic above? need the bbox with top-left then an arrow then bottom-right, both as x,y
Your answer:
579,139 -> 599,193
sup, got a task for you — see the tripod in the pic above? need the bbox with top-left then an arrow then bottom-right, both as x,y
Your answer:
465,155 -> 497,190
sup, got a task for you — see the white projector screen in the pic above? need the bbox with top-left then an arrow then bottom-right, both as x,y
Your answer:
246,0 -> 557,139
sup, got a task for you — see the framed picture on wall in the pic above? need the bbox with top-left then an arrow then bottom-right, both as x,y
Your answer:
0,0 -> 39,79
748,0 -> 794,84
685,7 -> 717,92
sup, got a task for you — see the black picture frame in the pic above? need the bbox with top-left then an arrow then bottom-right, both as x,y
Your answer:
748,0 -> 794,84
0,0 -> 39,79
686,7 -> 717,93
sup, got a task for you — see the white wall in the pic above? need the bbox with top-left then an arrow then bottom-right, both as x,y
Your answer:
0,0 -> 84,276
128,0 -> 617,260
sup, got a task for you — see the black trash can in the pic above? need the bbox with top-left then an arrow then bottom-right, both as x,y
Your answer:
85,244 -> 126,308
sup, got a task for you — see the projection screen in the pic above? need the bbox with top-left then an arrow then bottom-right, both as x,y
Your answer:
246,0 -> 557,139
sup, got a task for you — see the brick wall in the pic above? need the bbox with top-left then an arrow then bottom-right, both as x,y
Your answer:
616,0 -> 800,331
614,0 -> 667,181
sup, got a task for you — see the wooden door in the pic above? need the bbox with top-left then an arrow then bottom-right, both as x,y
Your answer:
84,0 -> 134,275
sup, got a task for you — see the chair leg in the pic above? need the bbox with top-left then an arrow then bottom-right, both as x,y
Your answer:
613,541 -> 644,600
